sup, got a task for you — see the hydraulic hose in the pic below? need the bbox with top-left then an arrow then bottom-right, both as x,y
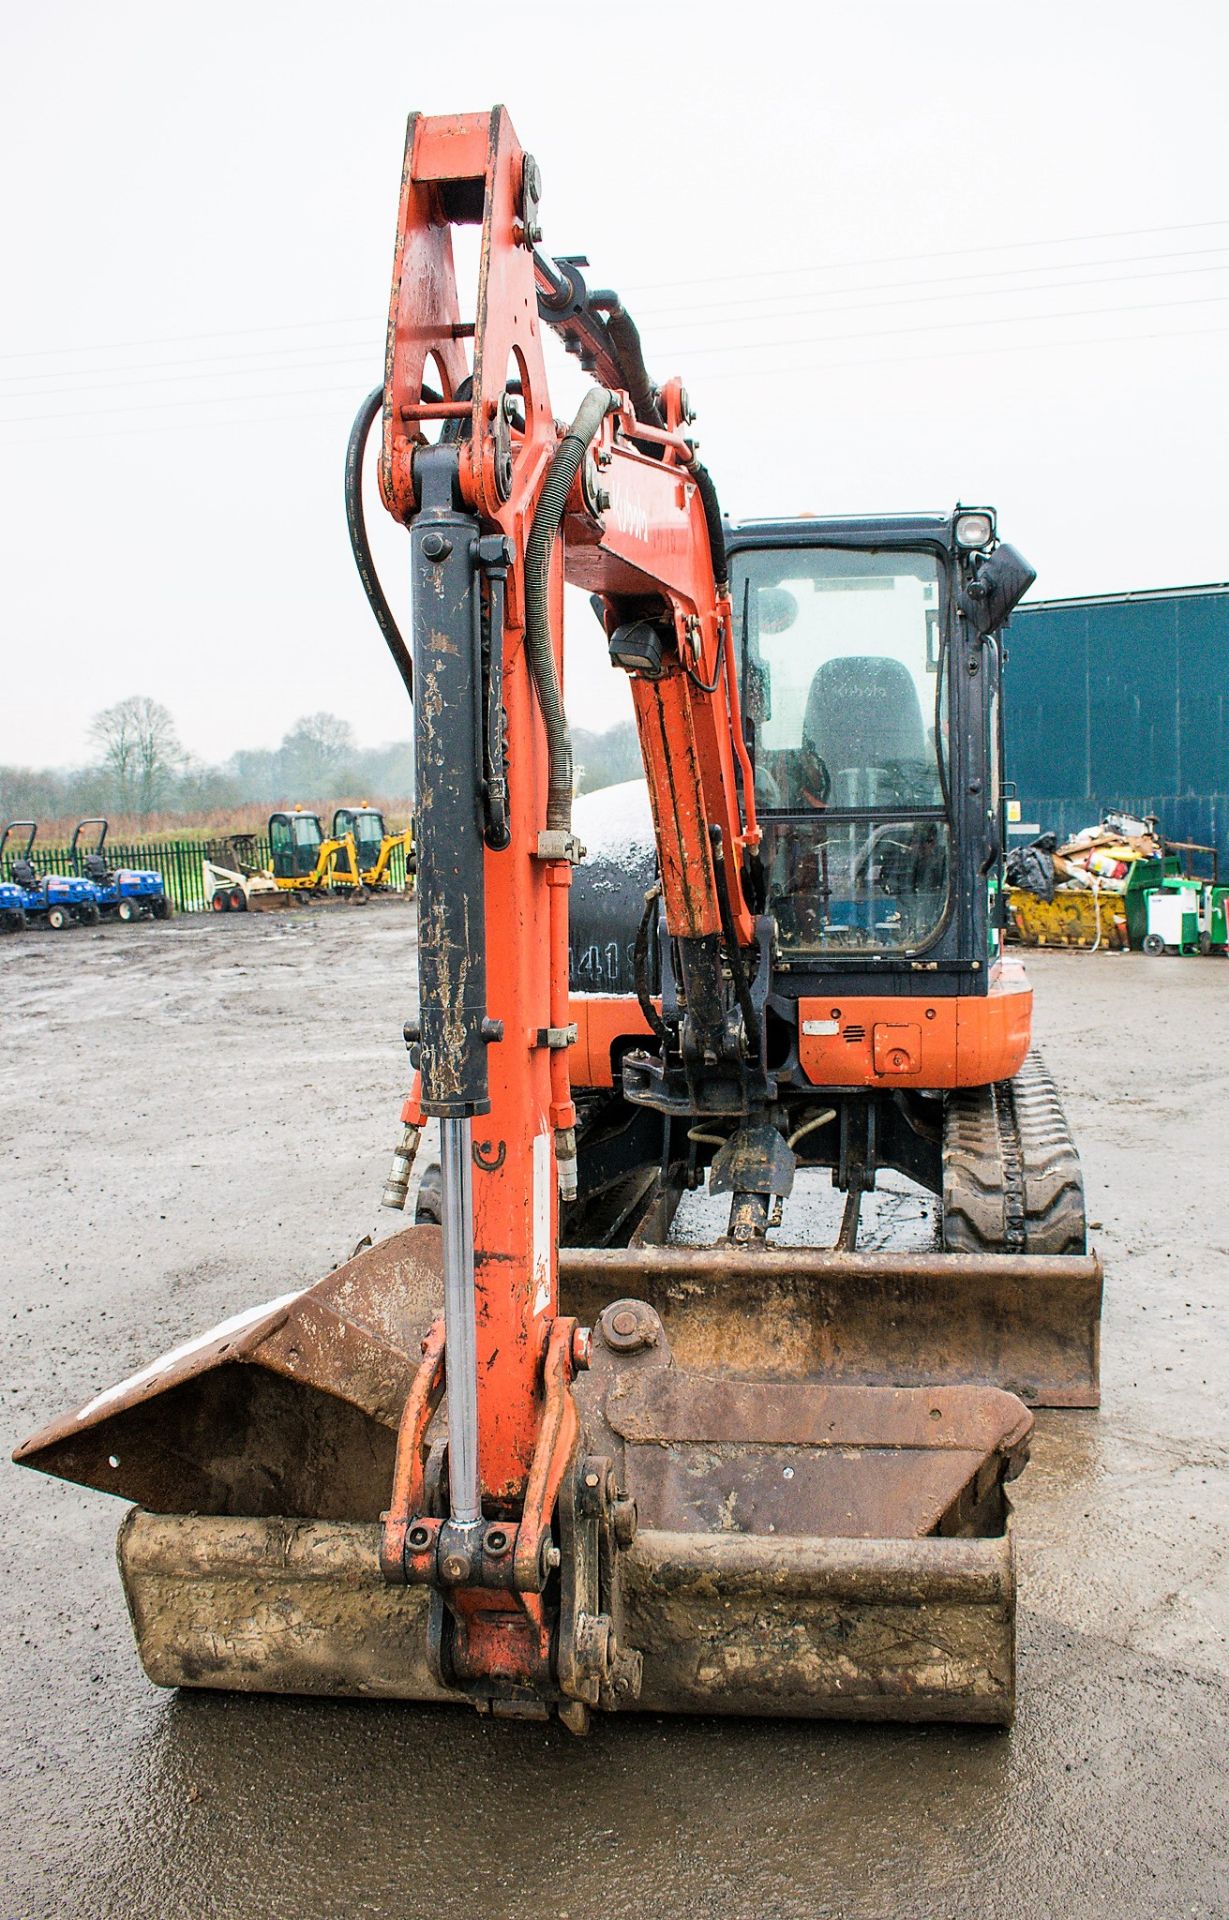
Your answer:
710,823 -> 762,1058
525,385 -> 614,833
691,460 -> 728,594
604,307 -> 663,429
345,385 -> 414,700
634,882 -> 670,1049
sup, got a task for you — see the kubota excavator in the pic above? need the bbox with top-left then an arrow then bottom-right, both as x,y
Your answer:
17,107 -> 1101,1728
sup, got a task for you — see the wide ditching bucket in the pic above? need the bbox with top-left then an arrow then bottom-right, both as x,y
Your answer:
17,1225 -> 1036,1724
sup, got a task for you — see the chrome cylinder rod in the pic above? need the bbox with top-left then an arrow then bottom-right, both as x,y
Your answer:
440,1116 -> 481,1525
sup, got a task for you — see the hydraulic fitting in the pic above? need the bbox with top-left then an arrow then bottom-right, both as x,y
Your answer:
381,1122 -> 422,1211
555,1125 -> 578,1203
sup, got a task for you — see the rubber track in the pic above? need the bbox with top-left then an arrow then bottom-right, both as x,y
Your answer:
943,1049 -> 1086,1255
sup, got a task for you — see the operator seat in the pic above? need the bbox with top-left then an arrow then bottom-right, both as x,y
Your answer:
802,655 -> 927,807
11,859 -> 40,890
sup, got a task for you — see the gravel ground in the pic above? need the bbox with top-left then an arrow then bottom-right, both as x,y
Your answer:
1,911 -> 1226,1920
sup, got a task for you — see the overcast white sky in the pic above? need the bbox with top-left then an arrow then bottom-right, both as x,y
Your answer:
3,0 -> 1227,770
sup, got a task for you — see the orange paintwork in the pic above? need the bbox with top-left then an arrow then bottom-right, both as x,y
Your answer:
569,960 -> 1032,1093
797,960 -> 1032,1090
380,106 -> 760,1520
570,993 -> 656,1088
383,108 -> 562,1522
561,371 -> 757,947
376,104 -> 766,1701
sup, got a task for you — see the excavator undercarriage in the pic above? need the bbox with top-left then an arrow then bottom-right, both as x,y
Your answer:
17,105 -> 1100,1730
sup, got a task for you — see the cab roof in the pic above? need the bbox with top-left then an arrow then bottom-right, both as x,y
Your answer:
725,511 -> 958,551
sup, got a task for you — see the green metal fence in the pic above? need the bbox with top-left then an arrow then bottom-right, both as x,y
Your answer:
3,834 -> 412,913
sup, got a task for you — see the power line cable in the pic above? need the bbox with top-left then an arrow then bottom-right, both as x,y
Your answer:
0,344 -> 383,401
636,257 -> 1229,334
629,243 -> 1229,321
0,311 -> 382,367
0,333 -> 383,391
0,378 -> 372,429
687,322 -> 1229,387
3,217 -> 1226,369
3,286 -> 1224,427
6,255 -> 1226,403
617,216 -> 1229,296
656,290 -> 1229,360
2,322 -> 1224,447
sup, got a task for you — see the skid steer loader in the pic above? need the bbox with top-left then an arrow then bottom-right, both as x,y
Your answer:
17,107 -> 1100,1729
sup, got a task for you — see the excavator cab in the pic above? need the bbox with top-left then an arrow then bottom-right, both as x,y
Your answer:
333,805 -> 414,891
333,805 -> 383,866
739,541 -> 952,956
269,808 -> 325,881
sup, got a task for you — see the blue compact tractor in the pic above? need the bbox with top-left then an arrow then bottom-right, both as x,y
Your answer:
70,819 -> 172,922
1,822 -> 102,929
0,877 -> 27,933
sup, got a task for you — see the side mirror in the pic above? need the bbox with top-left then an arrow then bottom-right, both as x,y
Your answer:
960,542 -> 1036,635
744,659 -> 772,724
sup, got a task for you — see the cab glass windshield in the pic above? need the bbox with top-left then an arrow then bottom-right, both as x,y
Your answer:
733,546 -> 951,956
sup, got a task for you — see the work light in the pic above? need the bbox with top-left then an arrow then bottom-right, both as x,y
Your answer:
955,510 -> 995,550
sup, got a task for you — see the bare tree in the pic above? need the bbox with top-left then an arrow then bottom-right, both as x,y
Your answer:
89,696 -> 183,816
278,711 -> 357,794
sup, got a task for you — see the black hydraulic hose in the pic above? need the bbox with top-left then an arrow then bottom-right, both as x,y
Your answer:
709,823 -> 762,1059
683,620 -> 727,697
525,386 -> 614,833
634,883 -> 670,1049
691,460 -> 728,594
604,306 -> 663,429
345,385 -> 414,701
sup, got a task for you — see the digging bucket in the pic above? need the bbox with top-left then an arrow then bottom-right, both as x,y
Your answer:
16,1226 -> 1033,1724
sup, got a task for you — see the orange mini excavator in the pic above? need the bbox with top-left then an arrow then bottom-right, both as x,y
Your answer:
18,108 -> 1101,1728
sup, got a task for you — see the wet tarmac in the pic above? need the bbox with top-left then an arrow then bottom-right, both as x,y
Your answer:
2,911 -> 1226,1919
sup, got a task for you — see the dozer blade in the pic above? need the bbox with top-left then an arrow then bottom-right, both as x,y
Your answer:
16,1227 -> 1033,1724
560,1242 -> 1102,1408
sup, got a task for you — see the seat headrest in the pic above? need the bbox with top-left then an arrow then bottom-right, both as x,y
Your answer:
802,656 -> 926,772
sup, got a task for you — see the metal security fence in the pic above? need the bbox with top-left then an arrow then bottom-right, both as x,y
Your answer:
6,839 -> 248,912
3,833 -> 412,913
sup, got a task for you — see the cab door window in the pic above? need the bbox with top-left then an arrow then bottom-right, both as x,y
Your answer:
734,546 -> 952,957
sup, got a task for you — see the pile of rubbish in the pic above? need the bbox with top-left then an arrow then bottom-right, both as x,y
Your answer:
1007,810 -> 1226,956
1006,811 -> 1161,904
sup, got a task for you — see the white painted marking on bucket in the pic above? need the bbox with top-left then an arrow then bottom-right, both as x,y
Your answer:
74,1291 -> 306,1422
